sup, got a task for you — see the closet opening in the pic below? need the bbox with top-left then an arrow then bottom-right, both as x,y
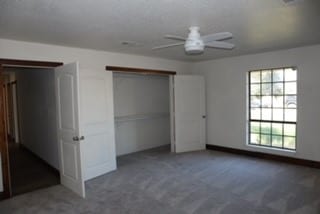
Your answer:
107,66 -> 176,157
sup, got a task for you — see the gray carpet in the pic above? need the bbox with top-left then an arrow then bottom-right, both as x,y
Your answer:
1,146 -> 320,214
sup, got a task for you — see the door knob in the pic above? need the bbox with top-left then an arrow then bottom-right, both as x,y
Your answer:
73,136 -> 85,141
202,115 -> 206,119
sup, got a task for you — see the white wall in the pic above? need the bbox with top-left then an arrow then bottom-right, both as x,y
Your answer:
113,73 -> 170,155
11,68 -> 59,169
12,82 -> 19,143
0,39 -> 192,73
0,38 -> 191,182
192,44 -> 320,162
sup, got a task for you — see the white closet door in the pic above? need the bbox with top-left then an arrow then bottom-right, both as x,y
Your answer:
80,70 -> 116,181
174,75 -> 206,153
55,62 -> 85,197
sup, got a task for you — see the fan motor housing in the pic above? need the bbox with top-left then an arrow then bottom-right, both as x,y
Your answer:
184,39 -> 204,54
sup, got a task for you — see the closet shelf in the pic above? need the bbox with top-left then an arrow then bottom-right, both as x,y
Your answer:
115,113 -> 169,122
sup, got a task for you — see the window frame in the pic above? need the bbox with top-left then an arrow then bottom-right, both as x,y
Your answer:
248,67 -> 297,151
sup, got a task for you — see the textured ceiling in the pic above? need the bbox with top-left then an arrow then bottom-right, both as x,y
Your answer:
0,0 -> 320,61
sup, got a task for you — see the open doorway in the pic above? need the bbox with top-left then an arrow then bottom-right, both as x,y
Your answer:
108,66 -> 206,158
2,67 -> 60,196
107,66 -> 176,157
113,72 -> 171,155
0,59 -> 64,199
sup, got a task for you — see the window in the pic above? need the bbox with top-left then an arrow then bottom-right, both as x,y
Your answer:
248,67 -> 297,150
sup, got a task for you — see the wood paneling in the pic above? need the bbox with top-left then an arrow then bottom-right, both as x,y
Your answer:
206,144 -> 320,169
106,66 -> 176,76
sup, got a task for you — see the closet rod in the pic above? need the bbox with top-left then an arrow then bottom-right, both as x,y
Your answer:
113,72 -> 168,80
106,66 -> 176,76
115,113 -> 170,123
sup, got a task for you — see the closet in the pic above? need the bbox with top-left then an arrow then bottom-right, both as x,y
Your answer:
113,72 -> 171,156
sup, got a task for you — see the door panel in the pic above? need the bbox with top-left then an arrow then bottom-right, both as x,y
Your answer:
58,74 -> 76,130
174,75 -> 206,153
61,141 -> 78,179
55,62 -> 85,197
80,70 -> 116,181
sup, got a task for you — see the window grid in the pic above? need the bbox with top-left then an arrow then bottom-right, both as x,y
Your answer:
248,67 -> 297,150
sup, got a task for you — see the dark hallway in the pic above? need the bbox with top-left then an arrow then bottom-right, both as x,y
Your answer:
9,142 -> 59,196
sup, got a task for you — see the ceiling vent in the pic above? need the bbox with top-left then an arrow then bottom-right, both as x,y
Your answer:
121,41 -> 142,47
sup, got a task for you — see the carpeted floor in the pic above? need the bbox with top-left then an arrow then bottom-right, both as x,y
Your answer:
1,145 -> 320,214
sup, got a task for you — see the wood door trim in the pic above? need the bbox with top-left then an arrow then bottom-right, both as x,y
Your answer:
106,66 -> 176,76
0,64 -> 11,199
0,58 -> 63,68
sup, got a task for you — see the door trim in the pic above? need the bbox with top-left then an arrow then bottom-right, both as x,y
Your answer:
106,66 -> 176,76
0,64 -> 11,199
0,58 -> 63,68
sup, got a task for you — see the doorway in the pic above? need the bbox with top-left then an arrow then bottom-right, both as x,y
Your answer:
107,66 -> 177,157
113,71 -> 172,156
2,67 -> 59,196
108,66 -> 206,157
0,59 -> 63,199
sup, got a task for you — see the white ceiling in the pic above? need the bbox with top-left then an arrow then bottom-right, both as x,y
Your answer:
0,0 -> 319,61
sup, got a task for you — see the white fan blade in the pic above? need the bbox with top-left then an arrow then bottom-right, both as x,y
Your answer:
205,41 -> 235,50
164,35 -> 186,41
152,42 -> 185,50
201,32 -> 233,43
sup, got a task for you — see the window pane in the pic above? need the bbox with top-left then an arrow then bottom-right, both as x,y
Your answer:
261,96 -> 271,108
285,109 -> 296,122
273,109 -> 283,121
250,133 -> 260,144
261,83 -> 272,95
251,71 -> 260,83
285,82 -> 297,94
285,96 -> 297,108
272,123 -> 283,135
285,68 -> 297,81
261,70 -> 271,82
284,124 -> 296,136
273,69 -> 284,82
249,68 -> 297,151
250,122 -> 260,133
261,134 -> 271,146
262,108 -> 271,120
272,135 -> 283,148
250,84 -> 260,95
273,83 -> 283,95
273,96 -> 283,108
261,122 -> 271,134
251,108 -> 261,120
284,137 -> 296,150
251,96 -> 261,108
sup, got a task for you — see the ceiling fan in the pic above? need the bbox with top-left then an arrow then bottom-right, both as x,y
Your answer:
152,26 -> 235,55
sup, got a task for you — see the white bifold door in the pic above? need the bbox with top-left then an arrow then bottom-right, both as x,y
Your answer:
173,75 -> 206,153
55,62 -> 85,198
